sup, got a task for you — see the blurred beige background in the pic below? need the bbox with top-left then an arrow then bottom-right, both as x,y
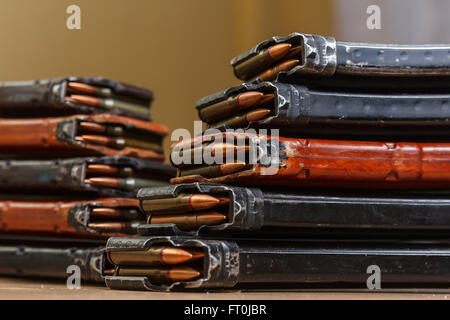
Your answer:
0,0 -> 334,159
3,0 -> 449,159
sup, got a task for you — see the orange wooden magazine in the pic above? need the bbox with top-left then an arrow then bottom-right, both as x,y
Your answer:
171,132 -> 450,189
0,198 -> 142,239
0,114 -> 168,160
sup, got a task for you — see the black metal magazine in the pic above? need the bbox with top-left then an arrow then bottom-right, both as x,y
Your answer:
137,183 -> 450,238
105,236 -> 450,291
196,81 -> 450,139
0,156 -> 175,197
231,32 -> 450,91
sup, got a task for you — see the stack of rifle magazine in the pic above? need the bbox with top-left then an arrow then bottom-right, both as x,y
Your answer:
0,76 -> 175,283
104,34 -> 450,292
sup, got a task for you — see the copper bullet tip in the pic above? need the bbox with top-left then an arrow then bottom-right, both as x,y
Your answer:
237,91 -> 264,108
81,135 -> 110,146
167,266 -> 200,281
256,93 -> 275,106
197,212 -> 227,225
84,179 -> 92,184
67,94 -> 100,107
160,247 -> 194,265
189,194 -> 220,208
150,211 -> 227,229
87,164 -> 119,175
88,177 -> 119,188
278,59 -> 300,72
267,43 -> 292,60
91,207 -> 120,216
246,108 -> 271,122
75,136 -> 84,142
88,222 -> 124,233
190,250 -> 205,260
68,82 -> 97,94
285,45 -> 302,59
257,58 -> 300,81
220,162 -> 248,175
78,121 -> 106,133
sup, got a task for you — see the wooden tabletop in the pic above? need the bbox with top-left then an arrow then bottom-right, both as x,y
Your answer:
1,277 -> 449,300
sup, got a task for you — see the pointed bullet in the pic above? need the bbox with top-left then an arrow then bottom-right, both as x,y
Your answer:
256,59 -> 300,81
67,94 -> 100,107
91,207 -> 142,220
65,96 -> 79,104
66,94 -> 148,116
117,266 -> 200,282
80,135 -> 161,152
234,43 -> 292,80
177,143 -> 250,161
237,91 -> 265,107
209,108 -> 271,128
246,108 -> 271,122
218,197 -> 230,203
219,162 -> 249,175
108,246 -> 197,266
87,177 -> 118,188
160,247 -> 195,265
178,162 -> 249,178
68,82 -> 98,94
190,250 -> 205,260
88,221 -> 140,234
78,121 -> 129,137
199,91 -> 263,123
284,45 -> 302,60
167,266 -> 201,281
268,43 -> 293,60
197,212 -> 227,225
141,193 -> 226,214
190,194 -> 221,206
81,135 -> 111,146
78,121 -> 106,133
86,164 -> 135,176
255,93 -> 275,106
68,82 -> 113,97
150,212 -> 227,230
87,164 -> 120,175
91,207 -> 121,216
88,222 -> 123,232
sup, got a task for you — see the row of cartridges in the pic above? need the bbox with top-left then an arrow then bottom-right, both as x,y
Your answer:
4,33 -> 450,291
